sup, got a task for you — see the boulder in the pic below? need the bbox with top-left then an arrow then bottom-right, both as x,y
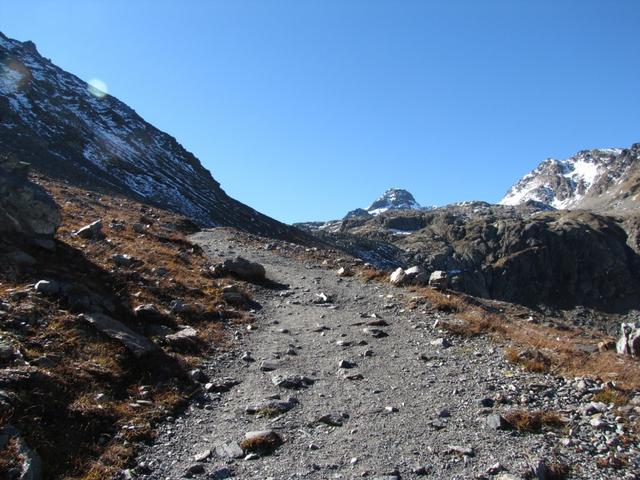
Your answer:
79,313 -> 156,357
111,253 -> 138,267
239,430 -> 283,454
404,265 -> 429,284
0,425 -> 42,480
389,267 -> 406,286
74,220 -> 104,240
34,279 -> 61,296
217,257 -> 266,282
0,154 -> 60,240
429,270 -> 449,289
617,323 -> 640,357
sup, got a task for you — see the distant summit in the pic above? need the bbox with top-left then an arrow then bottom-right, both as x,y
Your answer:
366,188 -> 421,215
345,188 -> 423,219
500,144 -> 640,212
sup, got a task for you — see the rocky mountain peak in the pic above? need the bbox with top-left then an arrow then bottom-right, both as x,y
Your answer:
500,144 -> 640,211
366,188 -> 421,216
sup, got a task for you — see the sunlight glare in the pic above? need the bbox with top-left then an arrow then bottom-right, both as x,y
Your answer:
88,78 -> 108,98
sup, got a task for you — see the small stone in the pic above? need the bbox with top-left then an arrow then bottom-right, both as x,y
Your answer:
194,449 -> 211,462
487,413 -> 510,430
362,328 -> 388,338
215,442 -> 244,459
241,352 -> 255,362
384,406 -> 399,413
338,360 -> 357,369
244,453 -> 259,461
211,467 -> 234,479
447,445 -> 474,456
260,361 -> 279,372
185,463 -> 205,476
74,220 -> 104,239
240,430 -> 283,455
430,338 -> 451,348
317,412 -> 347,427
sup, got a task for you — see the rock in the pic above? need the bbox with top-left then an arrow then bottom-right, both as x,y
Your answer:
317,412 -> 347,426
389,267 -> 406,286
132,222 -> 148,234
616,323 -> 640,357
211,467 -> 234,479
185,463 -> 205,476
222,291 -> 247,305
245,398 -> 298,415
259,361 -> 279,372
241,352 -> 255,362
80,313 -> 156,357
430,337 -> 451,348
362,328 -> 389,338
165,326 -> 198,348
0,425 -> 42,480
271,374 -> 314,389
134,304 -> 163,322
0,154 -> 60,239
215,442 -> 244,459
218,257 -> 266,282
429,270 -> 449,289
111,253 -> 138,267
0,341 -> 16,361
338,360 -> 357,369
385,406 -> 399,413
34,279 -> 60,296
239,430 -> 283,455
487,413 -> 510,430
2,250 -> 37,267
447,445 -> 474,456
193,449 -> 211,462
314,292 -> 333,304
204,377 -> 240,393
405,265 -> 429,284
336,266 -> 352,277
189,369 -> 208,383
74,219 -> 104,239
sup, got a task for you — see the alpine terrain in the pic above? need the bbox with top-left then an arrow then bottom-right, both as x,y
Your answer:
0,31 -> 638,480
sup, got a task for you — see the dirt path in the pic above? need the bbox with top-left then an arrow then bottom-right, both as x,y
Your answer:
134,229 -> 628,480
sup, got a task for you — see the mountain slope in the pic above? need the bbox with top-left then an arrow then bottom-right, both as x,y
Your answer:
0,32 -> 307,241
500,144 -> 640,212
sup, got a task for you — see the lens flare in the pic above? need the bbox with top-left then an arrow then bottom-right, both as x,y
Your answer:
88,78 -> 108,98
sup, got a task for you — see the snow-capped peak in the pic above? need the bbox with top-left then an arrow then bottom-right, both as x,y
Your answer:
499,146 -> 637,210
366,188 -> 421,216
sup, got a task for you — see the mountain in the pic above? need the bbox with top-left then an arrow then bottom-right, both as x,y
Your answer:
500,144 -> 640,212
0,32 -> 308,242
364,188 -> 422,216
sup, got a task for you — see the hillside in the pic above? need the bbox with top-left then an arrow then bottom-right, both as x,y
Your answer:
0,32 -> 309,243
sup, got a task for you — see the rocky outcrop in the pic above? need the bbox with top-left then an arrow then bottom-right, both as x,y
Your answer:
617,323 -> 640,357
309,202 -> 640,312
0,154 -> 59,240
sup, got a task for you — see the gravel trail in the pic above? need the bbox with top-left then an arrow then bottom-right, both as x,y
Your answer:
134,229 -> 635,480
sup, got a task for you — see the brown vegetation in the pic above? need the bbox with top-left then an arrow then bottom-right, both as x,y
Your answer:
0,176 -> 249,479
408,286 -> 640,389
503,409 -> 566,433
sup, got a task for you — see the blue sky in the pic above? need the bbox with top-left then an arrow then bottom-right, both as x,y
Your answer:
2,1 -> 640,223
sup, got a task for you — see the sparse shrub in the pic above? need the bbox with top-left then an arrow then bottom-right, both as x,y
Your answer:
503,409 -> 565,432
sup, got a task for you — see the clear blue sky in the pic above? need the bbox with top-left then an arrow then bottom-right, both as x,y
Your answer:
2,1 -> 640,222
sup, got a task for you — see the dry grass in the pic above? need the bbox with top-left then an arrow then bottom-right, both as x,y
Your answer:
358,267 -> 389,282
592,387 -> 631,406
503,409 -> 566,433
0,176 -> 247,479
408,286 -> 640,389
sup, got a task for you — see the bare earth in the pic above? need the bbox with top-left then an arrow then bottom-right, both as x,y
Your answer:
134,228 -> 637,480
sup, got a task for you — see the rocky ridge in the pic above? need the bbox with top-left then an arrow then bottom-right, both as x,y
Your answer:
500,144 -> 640,212
0,31 -> 308,243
